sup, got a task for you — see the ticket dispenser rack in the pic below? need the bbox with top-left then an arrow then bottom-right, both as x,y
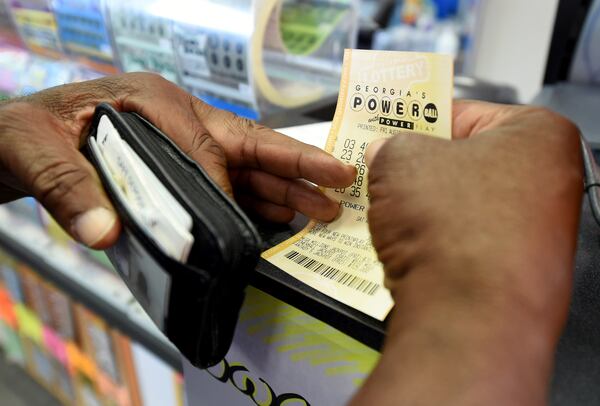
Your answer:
107,0 -> 359,120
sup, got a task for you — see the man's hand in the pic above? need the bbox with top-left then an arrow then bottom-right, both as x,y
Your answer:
351,101 -> 583,405
0,73 -> 355,248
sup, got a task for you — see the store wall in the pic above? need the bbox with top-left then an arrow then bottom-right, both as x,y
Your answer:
467,0 -> 560,102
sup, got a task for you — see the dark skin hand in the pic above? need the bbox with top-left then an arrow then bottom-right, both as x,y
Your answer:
351,100 -> 583,405
0,72 -> 356,248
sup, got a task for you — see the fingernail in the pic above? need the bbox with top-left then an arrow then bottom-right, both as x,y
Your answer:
71,207 -> 117,247
365,139 -> 387,167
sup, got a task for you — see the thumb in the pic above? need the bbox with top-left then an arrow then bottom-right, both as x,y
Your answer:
3,105 -> 120,248
32,147 -> 120,249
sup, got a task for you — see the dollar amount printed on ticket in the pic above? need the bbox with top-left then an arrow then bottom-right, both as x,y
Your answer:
263,49 -> 453,320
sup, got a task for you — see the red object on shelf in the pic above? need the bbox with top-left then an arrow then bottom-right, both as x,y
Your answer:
0,285 -> 17,329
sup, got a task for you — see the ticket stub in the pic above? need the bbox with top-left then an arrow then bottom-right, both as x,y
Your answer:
263,49 -> 453,320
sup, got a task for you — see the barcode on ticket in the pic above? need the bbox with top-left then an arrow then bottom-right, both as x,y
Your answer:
284,250 -> 380,296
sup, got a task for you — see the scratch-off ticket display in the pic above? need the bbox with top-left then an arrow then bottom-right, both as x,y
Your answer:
53,0 -> 115,66
106,0 -> 179,83
9,0 -> 62,57
264,49 -> 453,320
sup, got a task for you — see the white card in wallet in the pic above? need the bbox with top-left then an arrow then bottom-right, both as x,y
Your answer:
90,115 -> 194,262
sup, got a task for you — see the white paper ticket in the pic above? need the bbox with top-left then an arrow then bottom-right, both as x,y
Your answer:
93,116 -> 194,262
263,49 -> 453,320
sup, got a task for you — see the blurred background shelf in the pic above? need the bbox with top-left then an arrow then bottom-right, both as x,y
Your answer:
0,0 -> 598,404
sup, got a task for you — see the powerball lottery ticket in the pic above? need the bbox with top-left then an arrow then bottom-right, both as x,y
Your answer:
263,49 -> 453,320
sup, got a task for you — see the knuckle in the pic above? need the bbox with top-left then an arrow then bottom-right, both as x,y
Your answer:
121,72 -> 175,98
223,111 -> 256,141
551,116 -> 582,155
367,153 -> 390,187
367,178 -> 391,202
532,109 -> 583,177
192,100 -> 260,163
187,128 -> 212,154
522,107 -> 581,144
186,126 -> 225,161
368,140 -> 413,192
189,94 -> 215,116
31,160 -> 90,206
239,130 -> 261,169
125,71 -> 166,85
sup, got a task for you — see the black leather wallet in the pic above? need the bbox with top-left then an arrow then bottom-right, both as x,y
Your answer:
85,103 -> 261,368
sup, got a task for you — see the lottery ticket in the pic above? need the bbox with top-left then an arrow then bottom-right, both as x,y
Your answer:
263,49 -> 453,320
